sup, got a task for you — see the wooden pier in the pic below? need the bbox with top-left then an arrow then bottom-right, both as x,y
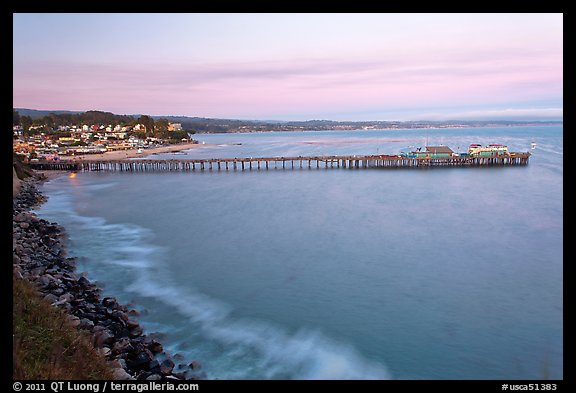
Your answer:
30,152 -> 531,173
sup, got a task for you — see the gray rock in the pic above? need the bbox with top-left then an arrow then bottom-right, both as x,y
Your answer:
117,358 -> 128,369
146,374 -> 162,381
112,368 -> 135,380
51,287 -> 65,296
14,212 -> 29,222
68,315 -> 81,328
13,267 -> 23,280
78,318 -> 95,330
93,329 -> 115,347
14,244 -> 24,256
42,293 -> 59,304
59,293 -> 74,303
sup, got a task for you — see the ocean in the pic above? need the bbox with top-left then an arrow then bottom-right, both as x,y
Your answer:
36,126 -> 563,380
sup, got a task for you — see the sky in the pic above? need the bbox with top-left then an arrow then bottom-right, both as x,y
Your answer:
13,13 -> 563,121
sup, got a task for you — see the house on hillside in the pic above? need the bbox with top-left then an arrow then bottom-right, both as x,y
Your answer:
168,122 -> 183,131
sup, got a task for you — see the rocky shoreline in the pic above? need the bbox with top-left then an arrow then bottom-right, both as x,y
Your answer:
13,174 -> 205,381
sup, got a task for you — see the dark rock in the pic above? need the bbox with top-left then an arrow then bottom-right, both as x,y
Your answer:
148,359 -> 160,373
128,351 -> 153,371
189,360 -> 202,370
129,326 -> 144,338
136,371 -> 152,381
129,337 -> 147,352
148,340 -> 163,354
108,322 -> 130,338
112,338 -> 132,355
78,318 -> 95,331
81,312 -> 102,322
93,328 -> 115,347
102,297 -> 118,308
42,293 -> 59,304
51,287 -> 65,296
160,359 -> 175,375
78,276 -> 91,287
173,371 -> 187,380
126,319 -> 140,329
112,310 -> 129,324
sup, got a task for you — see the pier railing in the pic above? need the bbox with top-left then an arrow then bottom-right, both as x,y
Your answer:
30,153 -> 531,172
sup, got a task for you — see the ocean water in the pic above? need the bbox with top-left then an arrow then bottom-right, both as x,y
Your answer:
36,127 -> 563,380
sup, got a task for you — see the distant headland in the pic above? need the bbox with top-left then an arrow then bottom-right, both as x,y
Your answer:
14,108 -> 562,134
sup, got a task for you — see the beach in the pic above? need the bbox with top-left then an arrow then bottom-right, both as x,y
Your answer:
59,142 -> 211,162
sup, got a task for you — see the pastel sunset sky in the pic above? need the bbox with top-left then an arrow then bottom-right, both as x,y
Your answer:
13,13 -> 563,121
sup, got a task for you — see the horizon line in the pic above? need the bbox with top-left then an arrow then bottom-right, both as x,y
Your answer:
14,107 -> 564,124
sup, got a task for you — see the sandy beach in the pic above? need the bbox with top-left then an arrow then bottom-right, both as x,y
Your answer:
59,142 -> 212,162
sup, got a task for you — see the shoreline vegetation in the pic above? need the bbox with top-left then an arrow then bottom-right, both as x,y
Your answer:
12,157 -> 206,380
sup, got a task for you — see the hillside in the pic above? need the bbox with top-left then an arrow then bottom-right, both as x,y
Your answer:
14,108 -> 563,133
14,108 -> 84,119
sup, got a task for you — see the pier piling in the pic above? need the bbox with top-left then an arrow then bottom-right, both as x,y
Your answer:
31,152 -> 531,173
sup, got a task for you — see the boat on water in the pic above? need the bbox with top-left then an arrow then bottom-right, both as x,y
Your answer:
531,142 -> 537,149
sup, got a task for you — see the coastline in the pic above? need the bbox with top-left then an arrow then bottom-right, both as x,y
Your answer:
59,142 -> 213,162
13,173 -> 206,380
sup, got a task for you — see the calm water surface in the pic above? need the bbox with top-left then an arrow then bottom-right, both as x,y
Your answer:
37,127 -> 563,380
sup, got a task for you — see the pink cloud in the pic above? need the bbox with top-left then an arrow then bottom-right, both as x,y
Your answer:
13,46 -> 562,119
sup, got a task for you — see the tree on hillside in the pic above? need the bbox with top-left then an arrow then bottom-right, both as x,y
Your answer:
137,115 -> 155,136
21,116 -> 32,136
42,115 -> 55,128
155,118 -> 169,132
13,109 -> 20,126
